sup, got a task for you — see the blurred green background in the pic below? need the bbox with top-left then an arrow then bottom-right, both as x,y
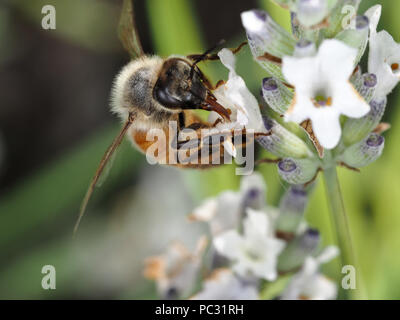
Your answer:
0,0 -> 398,299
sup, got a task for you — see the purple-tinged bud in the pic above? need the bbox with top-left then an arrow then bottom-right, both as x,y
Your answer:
256,117 -> 313,159
240,174 -> 266,211
277,158 -> 319,185
364,73 -> 377,88
277,228 -> 321,272
277,186 -> 308,233
356,15 -> 369,30
343,97 -> 387,146
241,10 -> 296,81
351,72 -> 377,102
293,39 -> 316,57
341,133 -> 385,168
261,77 -> 293,114
297,0 -> 328,28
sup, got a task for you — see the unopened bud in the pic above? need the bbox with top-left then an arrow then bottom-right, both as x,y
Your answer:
241,10 -> 296,81
257,117 -> 313,159
277,158 -> 319,185
296,0 -> 329,28
276,186 -> 308,233
336,15 -> 369,66
341,133 -> 385,168
293,39 -> 316,57
342,97 -> 387,146
278,228 -> 320,273
262,78 -> 293,114
240,174 -> 266,211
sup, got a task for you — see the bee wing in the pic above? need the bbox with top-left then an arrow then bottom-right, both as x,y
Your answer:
118,0 -> 145,59
74,114 -> 135,235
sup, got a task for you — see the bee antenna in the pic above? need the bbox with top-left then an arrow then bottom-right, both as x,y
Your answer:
190,39 -> 226,77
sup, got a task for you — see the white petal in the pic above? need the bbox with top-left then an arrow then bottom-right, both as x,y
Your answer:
191,269 -> 259,300
316,246 -> 339,264
285,92 -> 314,123
241,11 -> 264,33
282,56 -> 318,92
218,48 -> 237,76
310,109 -> 342,149
214,230 -> 243,260
251,238 -> 285,280
364,5 -> 381,36
244,209 -> 269,238
302,275 -> 338,300
217,49 -> 265,132
318,39 -> 357,79
369,30 -> 400,97
210,191 -> 242,235
332,82 -> 370,118
190,198 -> 218,221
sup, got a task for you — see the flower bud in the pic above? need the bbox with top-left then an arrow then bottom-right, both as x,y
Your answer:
241,9 -> 296,81
291,12 -> 320,43
336,15 -> 369,66
296,0 -> 329,28
277,228 -> 320,273
355,73 -> 377,102
240,174 -> 266,211
277,158 -> 319,185
341,133 -> 385,168
257,117 -> 313,159
342,97 -> 387,146
276,186 -> 308,233
293,39 -> 316,57
261,77 -> 293,114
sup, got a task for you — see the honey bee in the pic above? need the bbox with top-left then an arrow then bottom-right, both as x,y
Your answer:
75,0 -> 257,233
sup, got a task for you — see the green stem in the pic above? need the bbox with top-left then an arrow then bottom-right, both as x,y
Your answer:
323,165 -> 366,299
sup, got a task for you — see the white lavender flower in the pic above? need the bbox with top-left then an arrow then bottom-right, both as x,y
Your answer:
281,246 -> 339,300
191,268 -> 259,300
365,4 -> 400,98
282,39 -> 370,149
189,173 -> 266,236
143,237 -> 207,299
340,133 -> 385,168
214,209 -> 285,281
210,49 -> 266,134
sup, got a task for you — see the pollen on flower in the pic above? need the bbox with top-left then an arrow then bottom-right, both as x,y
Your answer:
391,63 -> 399,71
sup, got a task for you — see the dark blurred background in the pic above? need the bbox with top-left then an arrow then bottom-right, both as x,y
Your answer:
0,0 -> 399,299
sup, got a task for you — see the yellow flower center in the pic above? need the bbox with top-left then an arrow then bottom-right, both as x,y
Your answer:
312,95 -> 333,108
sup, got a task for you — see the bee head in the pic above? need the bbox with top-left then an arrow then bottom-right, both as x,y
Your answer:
153,58 -> 207,110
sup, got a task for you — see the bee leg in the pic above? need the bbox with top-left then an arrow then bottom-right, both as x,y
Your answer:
255,157 -> 281,166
